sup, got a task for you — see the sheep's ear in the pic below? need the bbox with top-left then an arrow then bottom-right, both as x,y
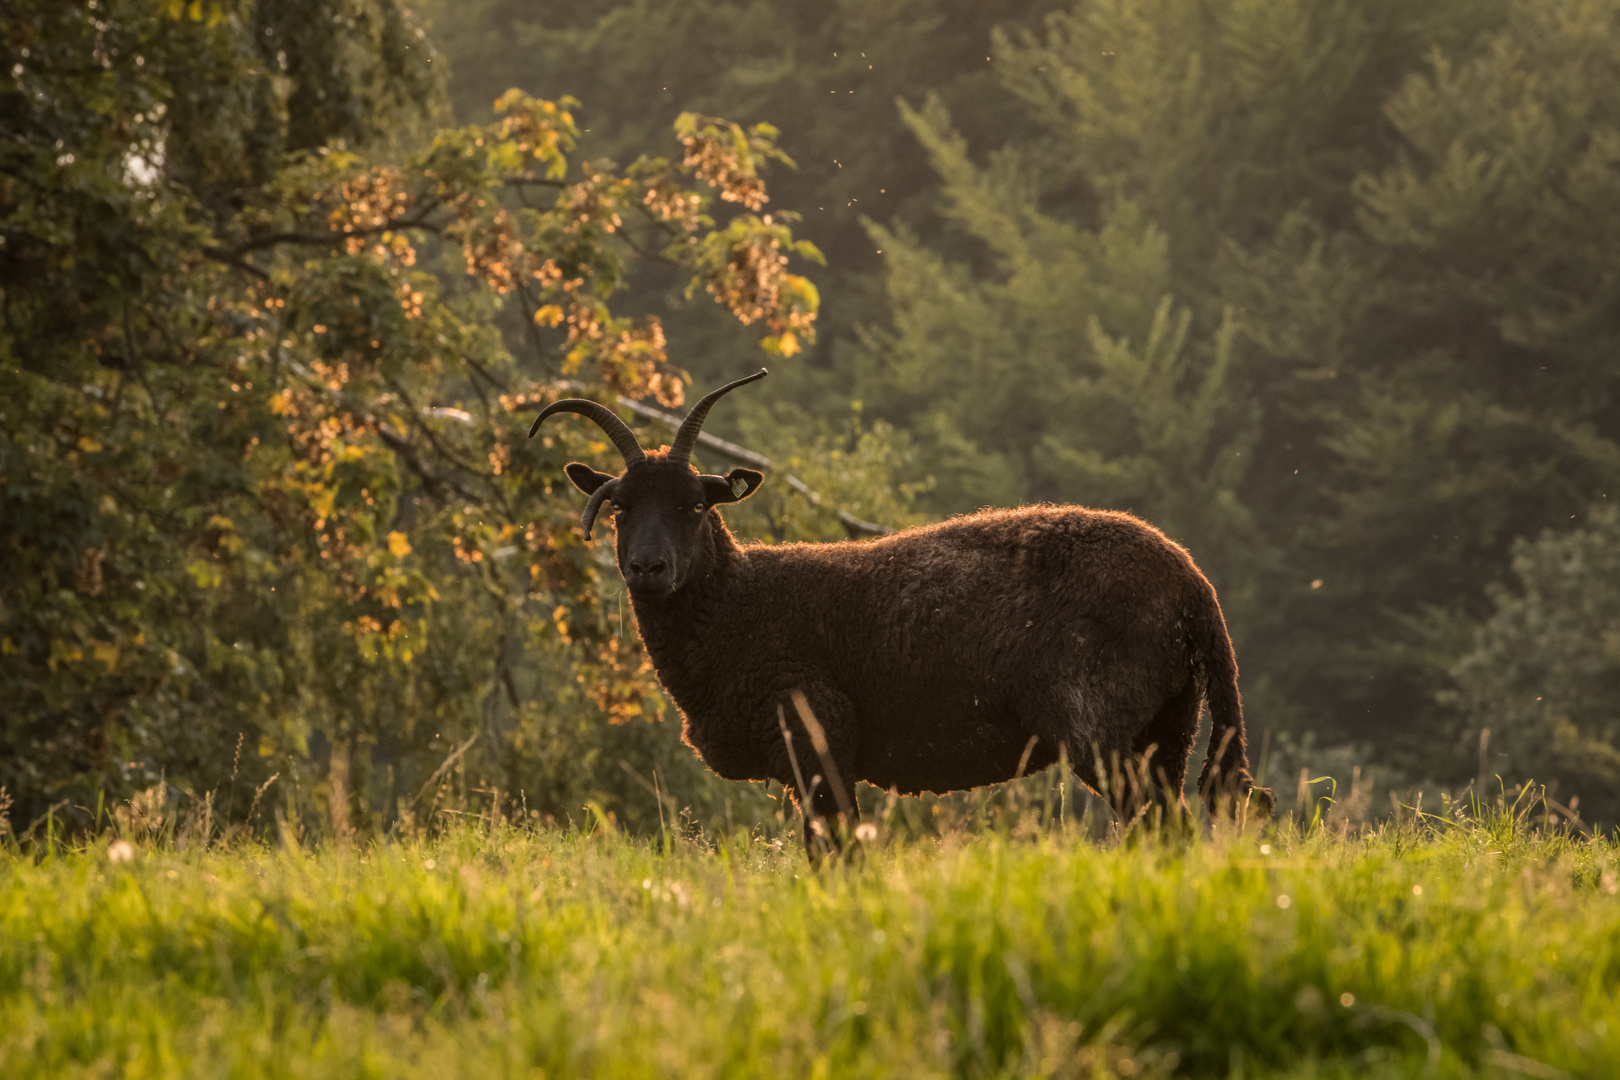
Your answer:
701,468 -> 764,505
565,462 -> 616,495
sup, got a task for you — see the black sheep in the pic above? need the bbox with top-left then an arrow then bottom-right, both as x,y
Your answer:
532,370 -> 1274,848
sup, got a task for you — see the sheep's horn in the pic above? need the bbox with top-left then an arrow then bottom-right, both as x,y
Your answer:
529,399 -> 646,468
668,369 -> 768,466
580,479 -> 618,539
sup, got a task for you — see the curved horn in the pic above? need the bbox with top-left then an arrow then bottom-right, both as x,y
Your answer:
580,478 -> 618,539
529,399 -> 646,468
668,369 -> 768,465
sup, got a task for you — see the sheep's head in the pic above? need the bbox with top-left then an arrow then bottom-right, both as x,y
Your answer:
529,370 -> 767,599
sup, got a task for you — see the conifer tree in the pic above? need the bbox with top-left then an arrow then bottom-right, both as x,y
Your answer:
854,0 -> 1620,795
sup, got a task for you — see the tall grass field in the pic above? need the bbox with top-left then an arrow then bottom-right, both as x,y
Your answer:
2,798 -> 1616,1078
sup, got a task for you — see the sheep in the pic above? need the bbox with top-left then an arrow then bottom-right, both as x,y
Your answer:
532,370 -> 1274,850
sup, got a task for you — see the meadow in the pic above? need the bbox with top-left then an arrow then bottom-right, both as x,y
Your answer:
1,795 -> 1615,1079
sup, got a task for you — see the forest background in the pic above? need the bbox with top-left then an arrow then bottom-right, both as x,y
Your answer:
5,0 -> 1620,839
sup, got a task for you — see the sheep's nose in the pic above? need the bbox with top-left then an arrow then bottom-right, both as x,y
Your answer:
626,554 -> 674,595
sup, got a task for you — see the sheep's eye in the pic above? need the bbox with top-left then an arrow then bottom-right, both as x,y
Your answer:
693,504 -> 705,514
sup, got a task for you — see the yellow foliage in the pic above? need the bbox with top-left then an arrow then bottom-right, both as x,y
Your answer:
186,559 -> 224,589
161,0 -> 224,23
47,641 -> 85,671
310,486 -> 337,520
387,531 -> 412,558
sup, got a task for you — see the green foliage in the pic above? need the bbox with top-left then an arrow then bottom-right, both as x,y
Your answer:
1449,504 -> 1620,822
841,0 -> 1620,793
720,404 -> 935,544
411,0 -> 1068,390
3,818 -> 1618,1077
0,0 -> 825,836
1279,0 -> 1620,748
12,0 -> 1620,838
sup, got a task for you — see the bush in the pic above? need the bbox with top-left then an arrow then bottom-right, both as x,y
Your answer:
1448,504 -> 1620,823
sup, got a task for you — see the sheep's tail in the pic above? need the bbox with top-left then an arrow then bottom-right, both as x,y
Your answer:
1192,590 -> 1275,818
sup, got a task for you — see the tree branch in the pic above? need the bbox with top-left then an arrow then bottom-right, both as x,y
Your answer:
211,198 -> 447,259
620,230 -> 683,266
286,361 -> 484,507
513,279 -> 558,375
201,249 -> 271,280
613,395 -> 893,537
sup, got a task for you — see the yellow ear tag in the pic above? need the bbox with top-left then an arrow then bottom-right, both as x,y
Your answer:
731,477 -> 748,498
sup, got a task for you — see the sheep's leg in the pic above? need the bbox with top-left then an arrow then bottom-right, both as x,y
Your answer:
785,771 -> 860,860
1119,678 -> 1201,828
1017,683 -> 1158,824
776,684 -> 860,860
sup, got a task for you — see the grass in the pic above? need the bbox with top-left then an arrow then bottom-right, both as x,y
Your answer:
1,803 -> 1617,1078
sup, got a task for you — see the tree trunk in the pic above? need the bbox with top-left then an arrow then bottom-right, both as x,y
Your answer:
329,731 -> 353,844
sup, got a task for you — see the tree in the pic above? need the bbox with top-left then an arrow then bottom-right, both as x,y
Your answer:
849,0 -> 1620,782
411,0 -> 1068,398
1287,0 -> 1620,751
0,0 -> 824,835
1448,504 -> 1620,822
